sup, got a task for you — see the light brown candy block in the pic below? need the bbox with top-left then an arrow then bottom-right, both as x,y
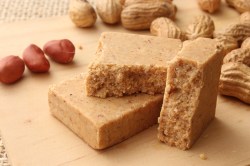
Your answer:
85,32 -> 182,98
158,38 -> 223,150
48,74 -> 163,150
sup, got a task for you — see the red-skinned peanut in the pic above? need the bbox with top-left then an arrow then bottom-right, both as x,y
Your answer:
43,39 -> 75,64
0,55 -> 25,84
23,44 -> 50,73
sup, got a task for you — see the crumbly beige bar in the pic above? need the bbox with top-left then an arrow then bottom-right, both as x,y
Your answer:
158,38 -> 223,150
48,74 -> 163,150
85,32 -> 182,98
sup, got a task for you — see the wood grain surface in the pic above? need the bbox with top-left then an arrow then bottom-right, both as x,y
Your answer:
0,0 -> 249,166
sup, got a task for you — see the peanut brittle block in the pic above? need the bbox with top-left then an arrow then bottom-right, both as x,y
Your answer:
85,32 -> 182,98
49,74 -> 163,149
158,38 -> 223,150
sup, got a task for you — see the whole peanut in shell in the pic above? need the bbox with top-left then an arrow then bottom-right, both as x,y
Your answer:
43,39 -> 75,64
0,55 -> 25,84
69,0 -> 97,27
23,44 -> 50,73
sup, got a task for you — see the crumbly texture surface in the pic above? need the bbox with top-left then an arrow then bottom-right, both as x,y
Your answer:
158,38 -> 223,150
49,74 -> 163,150
85,32 -> 182,98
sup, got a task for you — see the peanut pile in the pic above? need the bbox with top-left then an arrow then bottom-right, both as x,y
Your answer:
69,0 -> 177,30
0,39 -> 75,84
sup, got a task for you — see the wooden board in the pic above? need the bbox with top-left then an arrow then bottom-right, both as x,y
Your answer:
0,0 -> 250,165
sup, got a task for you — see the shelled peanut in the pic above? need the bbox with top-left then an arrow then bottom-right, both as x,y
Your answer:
0,39 -> 76,84
23,44 -> 50,73
0,56 -> 25,84
44,39 -> 75,64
